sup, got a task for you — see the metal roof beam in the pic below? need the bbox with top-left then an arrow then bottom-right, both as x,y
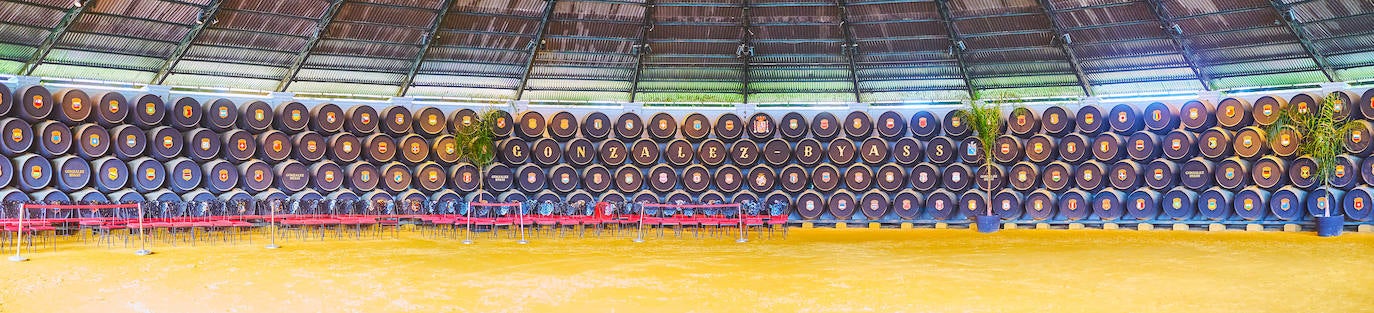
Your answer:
514,0 -> 559,100
153,0 -> 229,83
1036,0 -> 1093,96
20,0 -> 92,75
933,0 -> 976,98
837,0 -> 863,102
628,0 -> 654,102
741,0 -> 754,103
398,0 -> 457,96
1268,0 -> 1337,82
1142,0 -> 1213,90
276,0 -> 347,92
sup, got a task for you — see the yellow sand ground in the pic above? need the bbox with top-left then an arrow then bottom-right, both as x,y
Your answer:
1,227 -> 1372,313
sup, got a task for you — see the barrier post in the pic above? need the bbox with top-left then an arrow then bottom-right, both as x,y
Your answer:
135,202 -> 152,256
633,202 -> 645,243
8,203 -> 26,262
265,200 -> 281,249
462,200 -> 473,245
517,201 -> 528,244
736,204 -> 747,243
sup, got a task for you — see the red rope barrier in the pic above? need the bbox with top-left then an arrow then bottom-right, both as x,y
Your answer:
468,202 -> 522,207
642,203 -> 741,209
20,203 -> 142,210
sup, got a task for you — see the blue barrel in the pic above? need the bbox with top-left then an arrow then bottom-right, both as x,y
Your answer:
184,128 -> 221,162
91,157 -> 128,192
238,160 -> 274,193
1025,134 -> 1057,163
1342,185 -> 1374,221
73,124 -> 109,159
699,190 -> 726,205
1042,106 -> 1075,136
925,136 -> 957,164
1009,162 -> 1038,191
484,163 -> 514,192
143,190 -> 180,204
310,161 -> 344,193
275,101 -> 311,134
1197,187 -> 1233,220
167,97 -> 202,131
1091,133 -> 1123,162
1075,105 -> 1107,135
258,130 -> 293,163
1125,188 -> 1160,221
1058,189 -> 1092,220
973,163 -> 1006,191
1270,186 -> 1306,221
219,190 -> 254,212
1179,99 -> 1215,131
1142,102 -> 1179,133
329,133 -> 361,163
1024,190 -> 1056,220
30,188 -> 70,203
276,160 -> 311,193
345,162 -> 380,191
111,125 -> 145,160
877,111 -> 907,139
792,190 -> 823,219
345,105 -> 379,135
908,111 -> 940,139
146,126 -> 183,161
1108,103 -> 1143,134
0,188 -> 30,204
256,188 -> 290,203
1108,160 -> 1142,190
327,189 -> 359,207
164,158 -> 202,193
1252,156 -> 1287,189
1074,160 -> 1106,191
202,98 -> 238,132
1143,159 -> 1178,190
943,110 -> 971,138
960,190 -> 989,220
909,163 -> 939,192
992,190 -> 1024,220
293,131 -> 327,163
1216,97 -> 1253,130
1331,155 -> 1363,189
70,188 -> 108,203
14,85 -> 53,123
926,189 -> 959,220
1215,157 -> 1250,190
431,190 -> 460,207
1007,107 -> 1038,138
1307,188 -> 1345,218
579,111 -> 611,140
1197,127 -> 1233,159
109,190 -> 144,203
1058,133 -> 1089,163
1092,188 -> 1127,220
1125,132 -> 1160,161
992,135 -> 1023,163
1042,161 -> 1072,191
414,161 -> 447,192
1161,130 -> 1196,161
942,163 -> 973,192
1344,120 -> 1373,156
201,160 -> 239,193
600,191 -> 626,205
1289,156 -> 1317,189
129,157 -> 165,192
311,103 -> 345,134
957,137 -> 983,164
222,129 -> 256,163
1162,187 -> 1196,220
239,100 -> 273,133
0,118 -> 34,156
381,106 -> 413,136
53,155 -> 91,192
828,190 -> 859,220
0,84 -> 11,117
893,190 -> 923,220
629,191 -> 658,205
1234,186 -> 1269,220
1181,158 -> 1215,190
34,121 -> 73,157
15,154 -> 54,192
130,94 -> 165,129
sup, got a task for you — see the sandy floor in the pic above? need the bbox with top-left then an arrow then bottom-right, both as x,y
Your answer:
1,227 -> 1372,313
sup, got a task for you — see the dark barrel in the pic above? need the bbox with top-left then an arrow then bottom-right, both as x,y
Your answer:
1234,186 -> 1269,221
943,110 -> 971,138
1125,188 -> 1161,220
992,135 -> 1023,164
484,164 -> 514,192
277,160 -> 312,193
859,137 -> 889,164
346,162 -> 380,192
1108,160 -> 1142,190
0,118 -> 34,156
926,136 -> 957,164
779,112 -> 808,140
614,166 -> 643,194
1197,187 -> 1233,220
630,139 -> 660,166
795,190 -> 825,220
1009,162 -> 1038,191
1343,185 -> 1374,221
1307,188 -> 1345,218
683,164 -> 712,193
860,190 -> 890,220
1252,156 -> 1286,189
1007,107 -> 1039,138
146,126 -> 182,161
380,105 -> 413,136
1344,120 -> 1374,156
648,164 -> 678,193
959,190 -> 988,220
1332,155 -> 1362,188
1024,190 -> 1056,220
329,133 -> 362,163
1216,97 -> 1253,129
1092,188 -> 1127,220
795,138 -> 824,166
1125,132 -> 1160,161
812,163 -> 841,192
184,128 -> 221,162
581,164 -> 612,193
681,113 -> 712,141
54,88 -> 93,124
762,139 -> 791,166
1142,102 -> 1179,133
581,112 -> 611,140
449,163 -> 480,193
14,85 -> 53,122
1361,88 -> 1374,120
892,190 -> 923,220
829,190 -> 858,220
1058,133 -> 1089,163
569,191 -> 596,206
310,103 -> 345,134
91,157 -> 127,192
1161,187 -> 1196,220
74,124 -> 110,159
34,121 -> 73,157
430,135 -> 460,165
530,138 -> 561,166
1232,126 -> 1268,159
730,139 -> 759,166
1040,107 -> 1076,139
516,164 -> 546,193
1025,134 -> 1057,164
697,139 -> 727,166
779,164 -> 808,193
992,190 -> 1024,220
491,110 -> 515,138
957,137 -> 983,164
845,164 -> 875,191
908,111 -> 940,139
547,164 -> 578,193
1143,159 -> 1178,190
974,164 -> 1006,191
1181,158 -> 1215,190
747,165 -> 776,193
892,137 -> 923,165
1290,93 -> 1323,117
1364,157 -> 1374,186
1042,161 -> 1073,191
1329,91 -> 1358,121
1289,156 -> 1317,189
1197,127 -> 1233,159
909,163 -> 940,192
202,98 -> 238,132
222,129 -> 256,163
345,105 -> 379,135
942,163 -> 973,192
598,139 -> 627,166
239,100 -> 273,133
1250,95 -> 1284,127
165,157 -> 201,193
201,159 -> 239,193
53,155 -> 91,192
359,134 -> 399,164
748,112 -> 776,140
876,111 -> 906,139
414,162 -> 447,192
563,138 -> 596,167
601,191 -> 626,205
1108,103 -> 1143,134
876,164 -> 906,192
810,112 -> 840,139
129,157 -> 165,192
927,190 -> 960,220
167,97 -> 202,131
647,112 -> 677,141
0,85 -> 9,117
239,160 -> 274,193
715,165 -> 744,193
1076,105 -> 1107,135
714,113 -> 743,140
413,107 -> 448,138
844,111 -> 873,138
1179,99 -> 1216,132
1058,189 -> 1092,220
259,130 -> 293,163
1161,130 -> 1197,160
699,191 -> 725,205
1091,133 -> 1123,162
1074,160 -> 1106,191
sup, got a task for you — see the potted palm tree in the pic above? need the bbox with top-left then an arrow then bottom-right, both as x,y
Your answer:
1267,93 -> 1354,237
957,98 -> 1008,233
453,109 -> 500,244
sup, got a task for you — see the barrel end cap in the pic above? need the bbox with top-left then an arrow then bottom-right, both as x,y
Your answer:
1208,223 -> 1226,232
1137,223 -> 1154,231
1283,224 -> 1301,232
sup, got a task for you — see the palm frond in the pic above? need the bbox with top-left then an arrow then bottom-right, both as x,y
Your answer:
1267,93 -> 1350,189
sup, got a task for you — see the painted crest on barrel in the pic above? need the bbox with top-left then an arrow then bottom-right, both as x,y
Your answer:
181,168 -> 192,181
788,119 -> 798,130
788,173 -> 797,183
272,140 -> 283,152
463,172 -> 473,183
1117,111 -> 1127,123
308,141 -> 318,153
144,102 -> 156,116
855,171 -> 864,182
410,142 -> 420,154
181,105 -> 193,118
1154,169 -> 1164,180
1206,198 -> 1217,210
1207,137 -> 1217,149
1172,198 -> 1181,209
361,171 -> 370,182
1083,113 -> 1093,125
754,173 -> 766,186
215,106 -> 227,119
431,171 -> 441,183
1301,166 -> 1310,178
1034,200 -> 1043,211
50,130 -> 61,144
254,109 -> 265,121
234,139 -> 246,151
1033,142 -> 1043,154
623,173 -> 633,184
918,117 -> 928,128
724,173 -> 734,184
918,172 -> 928,182
658,119 -> 668,131
376,141 -> 386,154
902,200 -> 911,210
1101,199 -> 1111,210
1336,165 -> 1346,177
1136,199 -> 1145,210
325,171 -> 335,182
107,100 -> 119,113
1225,168 -> 1235,179
1357,197 -> 1366,210
1243,198 -> 1254,211
218,169 -> 229,182
1152,110 -> 1161,121
1188,108 -> 1198,120
951,172 -> 961,182
1117,169 -> 1127,181
327,112 -> 337,124
1242,135 -> 1252,147
1100,141 -> 1109,153
1083,170 -> 1093,181
12,129 -> 22,142
1067,142 -> 1076,154
950,116 -> 961,128
71,98 -> 84,112
162,136 -> 173,149
200,138 -> 210,151
1051,171 -> 1061,182
1261,166 -> 1272,179
394,172 -> 404,183
430,115 -> 439,126
935,200 -> 945,210
396,113 -> 405,126
1353,130 -> 1363,143
254,170 -> 264,182
1171,139 -> 1181,150
89,134 -> 99,147
1135,140 -> 1144,151
1225,105 -> 1236,117
145,168 -> 155,180
1000,143 -> 1009,155
1017,171 -> 1027,182
885,118 -> 895,129
1067,199 -> 1077,211
1016,114 -> 1025,126
693,173 -> 703,183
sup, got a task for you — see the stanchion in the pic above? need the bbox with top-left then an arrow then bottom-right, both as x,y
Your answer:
462,200 -> 474,245
633,202 -> 645,243
135,202 -> 153,256
8,203 -> 25,262
737,204 -> 748,243
517,201 -> 528,244
265,200 -> 281,249
9,202 -> 145,261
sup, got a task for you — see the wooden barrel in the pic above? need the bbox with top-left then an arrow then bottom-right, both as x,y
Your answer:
1179,99 -> 1215,132
1290,92 -> 1324,117
239,160 -> 274,193
1125,132 -> 1159,161
714,165 -> 744,193
680,113 -> 712,142
34,121 -> 73,157
328,133 -> 362,163
1363,157 -> 1374,186
908,163 -> 939,192
310,161 -> 343,193
925,136 -> 957,164
844,164 -> 875,191
747,165 -> 776,193
1251,95 -> 1285,127
167,97 -> 203,131
890,137 -> 923,165
647,164 -> 678,193
1108,103 -> 1143,134
560,138 -> 595,167
219,129 -> 255,163
875,164 -> 906,192
446,109 -> 480,136
683,164 -> 712,193
1344,120 -> 1374,156
1108,160 -> 1142,191
828,189 -> 859,220
73,124 -> 110,159
1307,188 -> 1345,218
614,166 -> 643,194
1158,187 -> 1196,220
1233,186 -> 1269,220
843,111 -> 873,138
1197,187 -> 1233,220
728,139 -> 759,166
484,164 -> 514,192
1250,156 -> 1286,189
762,139 -> 791,166
795,190 -> 825,220
14,85 -> 53,123
808,163 -> 840,192
647,112 -> 677,141
628,191 -> 658,205
1006,107 -> 1039,138
30,188 -> 71,203
164,157 -> 201,193
577,112 -> 611,140
892,190 -> 923,220
942,110 -> 971,138
1197,127 -> 1233,159
794,138 -> 824,166
429,135 -> 460,165
714,113 -> 743,140
1288,156 -> 1317,189
184,128 -> 221,162
927,189 -> 960,220
548,164 -> 579,193
128,157 -> 165,192
448,163 -> 480,193
942,163 -> 973,192
412,162 -> 447,192
93,157 -> 129,192
310,103 -> 345,134
1028,107 -> 1068,137
779,164 -> 809,193
779,112 -> 808,140
973,164 -> 1006,191
197,98 -> 236,132
201,159 -> 239,193
698,190 -> 726,205
859,190 -> 890,220
990,189 -> 1024,220
564,190 -> 594,206
599,191 -> 626,204
344,162 -> 379,192
490,110 -> 515,138
413,107 -> 447,138
1058,133 -> 1089,163
380,106 -> 413,136
277,160 -> 313,193
232,100 -> 270,134
1142,102 -> 1179,133
344,105 -> 379,135
1161,130 -> 1196,161
293,131 -> 327,163
1180,158 -> 1214,190
1075,105 -> 1107,135
630,139 -> 660,166
1058,189 -> 1092,220
1140,159 -> 1176,190
53,155 -> 91,192
959,190 -> 988,220
1024,134 -> 1056,163
992,135 -> 1023,164
1262,125 -> 1299,158
518,111 -> 549,139
764,191 -> 793,215
1231,126 -> 1268,158
0,118 -> 33,156
1008,162 -> 1038,191
598,139 -> 628,166
1216,97 -> 1253,129
0,84 -> 8,117
1073,160 -> 1106,191
875,111 -> 906,139
498,138 -> 529,164
531,138 -> 562,167
1344,185 -> 1374,221
747,112 -> 776,140
54,89 -> 92,125
515,164 -> 546,193
801,112 -> 837,140
1329,90 -> 1361,121
1092,188 -> 1127,220
957,137 -> 983,164
1041,161 -> 1072,191
255,130 -> 290,162
1091,133 -> 1123,162
1125,188 -> 1161,220
695,139 -> 727,166
146,126 -> 183,161
859,137 -> 889,164
1023,190 -> 1055,220
1332,155 -> 1362,188
908,111 -> 940,139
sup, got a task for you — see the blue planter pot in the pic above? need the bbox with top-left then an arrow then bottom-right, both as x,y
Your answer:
1316,215 -> 1344,237
975,215 -> 1000,233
